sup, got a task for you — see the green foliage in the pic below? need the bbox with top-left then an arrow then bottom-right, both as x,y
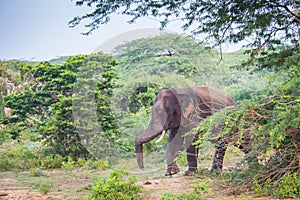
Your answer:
127,82 -> 160,113
61,156 -> 109,171
0,141 -> 65,171
38,183 -> 52,195
29,167 -> 44,177
114,34 -> 217,82
273,172 -> 300,198
72,53 -> 131,158
41,154 -> 64,169
62,157 -> 76,171
252,172 -> 300,198
88,170 -> 141,200
2,53 -> 123,160
82,158 -> 109,170
0,143 -> 41,171
71,0 -> 299,52
160,180 -> 210,200
196,47 -> 300,198
1,21 -> 299,200
160,192 -> 199,200
49,56 -> 69,65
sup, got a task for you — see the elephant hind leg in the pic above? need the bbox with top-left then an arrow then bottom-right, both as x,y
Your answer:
185,134 -> 199,175
211,143 -> 227,172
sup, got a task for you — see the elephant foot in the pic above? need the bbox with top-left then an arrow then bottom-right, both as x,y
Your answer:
211,163 -> 223,172
184,168 -> 197,176
210,167 -> 222,173
165,162 -> 180,176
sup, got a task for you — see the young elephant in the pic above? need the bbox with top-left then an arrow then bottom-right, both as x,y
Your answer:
135,87 -> 238,176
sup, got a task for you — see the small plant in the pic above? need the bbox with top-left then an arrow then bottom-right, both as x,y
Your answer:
29,167 -> 44,177
160,191 -> 181,200
191,180 -> 211,196
160,180 -> 210,200
83,158 -> 109,170
62,157 -> 76,171
39,183 -> 52,195
160,191 -> 207,200
88,170 -> 142,200
160,191 -> 198,200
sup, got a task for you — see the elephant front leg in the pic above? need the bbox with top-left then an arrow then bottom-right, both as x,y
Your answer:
165,129 -> 183,176
211,142 -> 227,172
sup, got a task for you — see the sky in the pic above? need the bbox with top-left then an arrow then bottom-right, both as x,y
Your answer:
0,0 -> 242,61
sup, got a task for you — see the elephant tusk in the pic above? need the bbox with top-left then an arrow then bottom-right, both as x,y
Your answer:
155,130 -> 166,143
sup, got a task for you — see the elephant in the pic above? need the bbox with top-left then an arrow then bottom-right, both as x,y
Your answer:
135,86 -> 242,176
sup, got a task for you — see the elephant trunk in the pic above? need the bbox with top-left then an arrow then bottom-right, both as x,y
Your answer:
135,140 -> 144,169
135,126 -> 164,169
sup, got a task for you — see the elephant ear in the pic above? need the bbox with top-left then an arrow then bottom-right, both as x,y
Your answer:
178,94 -> 195,120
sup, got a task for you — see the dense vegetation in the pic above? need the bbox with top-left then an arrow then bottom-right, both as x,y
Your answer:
0,53 -> 123,164
68,1 -> 299,196
1,0 -> 299,198
1,33 -> 299,198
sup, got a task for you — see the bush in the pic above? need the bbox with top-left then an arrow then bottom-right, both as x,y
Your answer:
252,172 -> 300,198
88,170 -> 141,200
29,167 -> 44,177
41,154 -> 63,169
62,157 -> 76,171
83,158 -> 109,170
0,143 -> 40,171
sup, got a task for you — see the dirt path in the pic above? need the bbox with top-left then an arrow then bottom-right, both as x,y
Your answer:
0,190 -> 47,200
137,176 -> 194,199
0,172 -> 194,200
0,175 -> 195,200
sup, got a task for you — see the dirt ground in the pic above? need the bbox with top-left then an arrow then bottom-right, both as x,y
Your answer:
0,175 -> 238,200
137,176 -> 194,200
0,149 -> 285,200
0,170 -> 280,200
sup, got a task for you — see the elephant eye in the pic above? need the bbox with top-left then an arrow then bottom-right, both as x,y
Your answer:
163,97 -> 169,105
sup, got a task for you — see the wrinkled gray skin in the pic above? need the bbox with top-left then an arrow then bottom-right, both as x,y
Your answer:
135,87 -> 239,175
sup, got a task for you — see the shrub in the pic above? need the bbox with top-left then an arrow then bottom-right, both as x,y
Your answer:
41,154 -> 63,169
0,143 -> 40,171
62,157 -> 76,171
88,170 -> 141,200
39,183 -> 52,195
29,167 -> 44,177
83,158 -> 109,170
252,172 -> 300,198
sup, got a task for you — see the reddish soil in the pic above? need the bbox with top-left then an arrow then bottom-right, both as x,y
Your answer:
137,176 -> 194,199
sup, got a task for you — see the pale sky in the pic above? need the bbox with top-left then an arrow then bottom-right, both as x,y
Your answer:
0,0 -> 242,61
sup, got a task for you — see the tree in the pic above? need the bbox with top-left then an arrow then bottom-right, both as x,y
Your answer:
2,53 -> 122,160
70,0 -> 300,49
112,34 -> 224,114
